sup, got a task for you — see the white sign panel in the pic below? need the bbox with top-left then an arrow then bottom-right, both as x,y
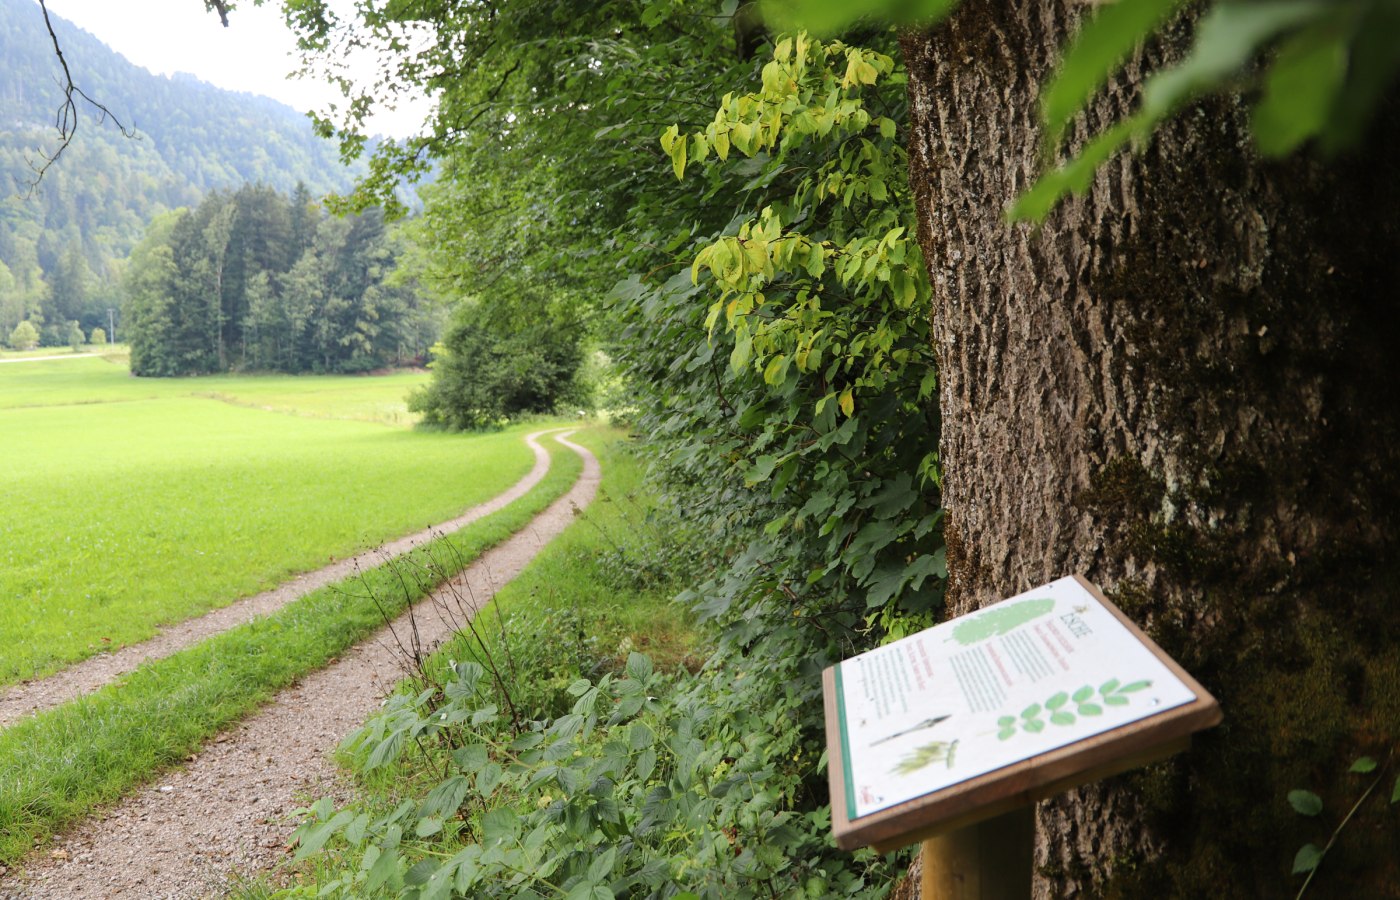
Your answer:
833,576 -> 1197,819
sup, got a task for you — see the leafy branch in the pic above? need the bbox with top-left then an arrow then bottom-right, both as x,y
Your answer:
1288,754 -> 1399,898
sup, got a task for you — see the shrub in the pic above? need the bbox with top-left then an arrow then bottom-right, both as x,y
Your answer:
8,320 -> 38,351
408,302 -> 585,430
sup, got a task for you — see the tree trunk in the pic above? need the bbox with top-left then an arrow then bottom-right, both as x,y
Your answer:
900,3 -> 1400,897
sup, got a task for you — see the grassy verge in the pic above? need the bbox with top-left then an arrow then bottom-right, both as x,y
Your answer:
245,430 -> 902,900
0,430 -> 587,865
239,429 -> 703,897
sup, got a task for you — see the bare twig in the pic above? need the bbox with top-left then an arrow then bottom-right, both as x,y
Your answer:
30,0 -> 136,191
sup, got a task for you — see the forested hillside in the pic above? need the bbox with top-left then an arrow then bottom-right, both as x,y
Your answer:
0,0 -> 358,344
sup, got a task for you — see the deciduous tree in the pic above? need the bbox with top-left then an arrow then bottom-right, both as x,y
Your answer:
898,3 -> 1400,894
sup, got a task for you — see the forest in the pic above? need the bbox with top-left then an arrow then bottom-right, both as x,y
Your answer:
123,184 -> 437,376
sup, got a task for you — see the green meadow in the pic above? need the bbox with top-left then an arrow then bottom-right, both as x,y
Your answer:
0,355 -> 548,685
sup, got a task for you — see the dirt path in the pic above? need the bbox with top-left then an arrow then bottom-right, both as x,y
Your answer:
0,431 -> 600,899
0,429 -> 562,730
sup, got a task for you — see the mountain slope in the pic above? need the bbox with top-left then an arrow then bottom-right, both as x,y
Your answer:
0,0 -> 361,337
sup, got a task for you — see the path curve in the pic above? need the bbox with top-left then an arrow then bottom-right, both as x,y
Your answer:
0,431 -> 600,899
0,428 -> 563,730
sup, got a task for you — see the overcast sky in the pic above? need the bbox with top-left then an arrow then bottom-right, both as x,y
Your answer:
39,0 -> 429,138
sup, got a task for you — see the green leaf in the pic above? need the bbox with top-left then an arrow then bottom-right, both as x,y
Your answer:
1319,1 -> 1400,152
1292,842 -> 1324,874
1077,702 -> 1103,716
365,843 -> 399,892
746,454 -> 778,485
1139,0 -> 1330,123
1042,0 -> 1189,148
454,743 -> 488,770
1021,703 -> 1043,719
480,808 -> 519,845
1288,789 -> 1323,816
1046,691 -> 1069,710
420,775 -> 471,820
1071,685 -> 1093,703
1118,680 -> 1151,693
671,131 -> 689,181
1010,117 -> 1142,221
760,0 -> 959,36
476,761 -> 503,796
626,652 -> 654,682
1349,756 -> 1379,774
636,746 -> 658,782
588,847 -> 618,883
1024,718 -> 1046,733
292,808 -> 354,861
1050,710 -> 1076,726
415,815 -> 444,837
405,859 -> 438,886
1252,19 -> 1351,156
1015,0 -> 1333,222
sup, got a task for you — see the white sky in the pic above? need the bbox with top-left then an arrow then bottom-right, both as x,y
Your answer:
39,0 -> 430,138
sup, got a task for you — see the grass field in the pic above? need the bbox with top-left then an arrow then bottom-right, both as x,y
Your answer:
0,433 -> 587,865
0,356 -> 551,685
0,353 -> 430,425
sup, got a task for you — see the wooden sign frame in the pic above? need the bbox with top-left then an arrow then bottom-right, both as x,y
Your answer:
823,576 -> 1221,854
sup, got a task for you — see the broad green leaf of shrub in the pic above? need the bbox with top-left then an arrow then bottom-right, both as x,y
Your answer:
1288,789 -> 1324,816
1292,842 -> 1324,874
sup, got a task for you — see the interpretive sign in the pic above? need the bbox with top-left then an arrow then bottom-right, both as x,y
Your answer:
824,575 -> 1221,852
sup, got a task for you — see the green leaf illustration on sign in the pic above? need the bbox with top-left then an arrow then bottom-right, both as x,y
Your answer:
951,598 -> 1055,646
997,678 -> 1153,741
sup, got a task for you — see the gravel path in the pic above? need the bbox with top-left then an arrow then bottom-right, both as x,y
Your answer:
0,429 -> 561,729
0,431 -> 599,899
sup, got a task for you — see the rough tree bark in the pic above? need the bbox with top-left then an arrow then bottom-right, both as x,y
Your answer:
900,2 -> 1400,897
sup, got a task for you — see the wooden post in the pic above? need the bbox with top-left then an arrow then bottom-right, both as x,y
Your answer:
920,805 -> 1034,900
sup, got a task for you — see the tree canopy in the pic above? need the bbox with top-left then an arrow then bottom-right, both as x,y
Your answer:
124,184 -> 437,375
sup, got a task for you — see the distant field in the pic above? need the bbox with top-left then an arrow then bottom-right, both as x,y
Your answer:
0,357 -> 543,685
0,353 -> 431,425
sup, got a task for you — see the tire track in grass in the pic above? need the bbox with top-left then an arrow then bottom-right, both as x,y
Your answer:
0,429 -> 563,730
0,432 -> 599,899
